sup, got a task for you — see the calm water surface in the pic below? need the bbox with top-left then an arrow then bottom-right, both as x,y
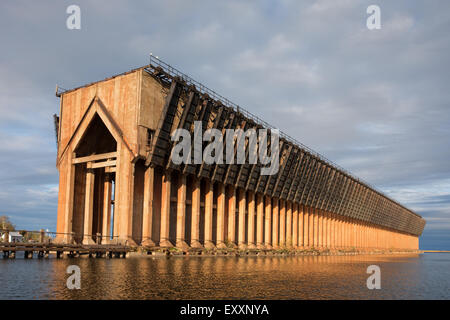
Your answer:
0,253 -> 448,299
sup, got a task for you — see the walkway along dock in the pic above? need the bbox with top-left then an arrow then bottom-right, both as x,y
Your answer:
0,230 -> 129,259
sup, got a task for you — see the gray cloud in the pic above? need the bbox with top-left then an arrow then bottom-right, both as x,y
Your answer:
0,0 -> 449,249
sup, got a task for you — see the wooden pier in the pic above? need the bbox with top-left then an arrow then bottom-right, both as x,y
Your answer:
0,242 -> 131,259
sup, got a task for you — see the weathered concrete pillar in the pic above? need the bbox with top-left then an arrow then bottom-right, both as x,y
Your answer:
292,203 -> 298,248
344,218 -> 349,249
325,212 -> 330,249
323,211 -> 328,248
376,227 -> 385,249
286,201 -> 292,247
328,213 -> 332,248
256,193 -> 264,248
204,180 -> 215,249
279,199 -> 286,247
372,225 -> 375,249
348,218 -> 352,248
63,156 -> 75,244
363,223 -> 366,249
227,186 -> 236,245
366,224 -> 369,249
380,228 -> 383,249
190,177 -> 202,248
324,211 -> 329,248
387,229 -> 390,249
303,206 -> 309,248
338,216 -> 343,248
101,173 -> 113,245
359,222 -> 364,248
348,219 -> 352,248
141,167 -> 155,246
362,223 -> 365,249
264,195 -> 272,249
313,208 -> 319,248
372,225 -> 376,249
238,188 -> 247,249
346,218 -> 350,248
308,207 -> 314,248
369,223 -> 377,249
298,204 -> 304,248
82,167 -> 95,245
176,174 -> 189,249
331,212 -> 335,248
386,229 -> 389,249
160,171 -> 173,247
331,215 -> 336,248
320,211 -> 325,248
328,213 -> 333,249
216,183 -> 226,249
272,198 -> 279,249
114,143 -> 136,245
380,228 -> 384,249
361,223 -> 365,249
331,213 -> 336,249
358,222 -> 361,248
247,191 -> 256,249
349,219 -> 353,248
390,230 -> 393,249
374,225 -> 377,249
391,230 -> 394,249
334,216 -> 339,248
359,223 -> 362,249
318,210 -> 323,248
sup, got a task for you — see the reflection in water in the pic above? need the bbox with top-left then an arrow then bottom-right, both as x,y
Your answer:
0,253 -> 448,299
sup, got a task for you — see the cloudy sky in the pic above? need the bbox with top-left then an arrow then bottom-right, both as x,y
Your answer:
0,0 -> 449,249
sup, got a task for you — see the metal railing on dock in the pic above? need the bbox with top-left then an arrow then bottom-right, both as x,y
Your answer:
0,229 -> 131,259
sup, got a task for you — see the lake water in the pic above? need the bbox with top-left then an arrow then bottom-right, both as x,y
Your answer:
0,253 -> 449,299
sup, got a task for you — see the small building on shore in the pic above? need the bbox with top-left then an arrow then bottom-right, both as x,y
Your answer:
1,231 -> 23,243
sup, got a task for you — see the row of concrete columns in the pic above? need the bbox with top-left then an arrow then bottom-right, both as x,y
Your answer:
139,170 -> 418,250
82,166 -> 113,245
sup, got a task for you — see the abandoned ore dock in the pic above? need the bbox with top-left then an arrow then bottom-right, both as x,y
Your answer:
1,57 -> 425,259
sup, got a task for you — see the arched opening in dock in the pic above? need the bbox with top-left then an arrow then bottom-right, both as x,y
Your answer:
72,113 -> 117,244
